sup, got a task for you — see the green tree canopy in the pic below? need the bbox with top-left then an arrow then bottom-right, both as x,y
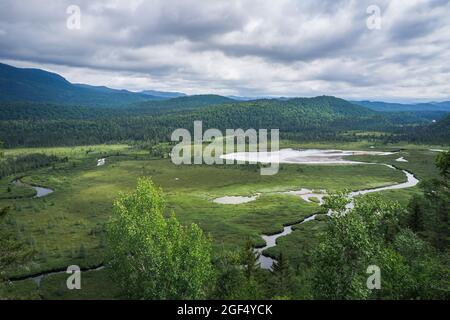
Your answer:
106,177 -> 214,299
311,194 -> 402,299
271,252 -> 294,298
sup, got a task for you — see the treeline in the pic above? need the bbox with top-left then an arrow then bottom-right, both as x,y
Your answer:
0,153 -> 67,179
0,102 -> 103,121
397,114 -> 450,144
0,96 -> 448,147
0,115 -> 385,147
0,118 -> 173,147
0,95 -> 235,120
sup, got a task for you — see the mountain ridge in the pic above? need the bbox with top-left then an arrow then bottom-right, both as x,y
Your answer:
140,90 -> 186,98
2,62 -> 450,112
0,63 -> 169,106
353,100 -> 450,112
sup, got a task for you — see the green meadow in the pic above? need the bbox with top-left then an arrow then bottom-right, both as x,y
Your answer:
0,142 -> 445,299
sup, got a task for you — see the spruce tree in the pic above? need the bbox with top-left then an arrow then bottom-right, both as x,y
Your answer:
242,238 -> 260,279
271,252 -> 293,297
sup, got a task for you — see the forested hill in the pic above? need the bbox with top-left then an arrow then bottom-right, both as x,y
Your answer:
0,63 -> 161,107
353,100 -> 450,112
0,95 -> 238,120
158,96 -> 378,130
131,94 -> 237,114
0,95 -> 370,121
0,95 -> 422,147
402,114 -> 450,144
140,90 -> 186,98
136,95 -> 442,133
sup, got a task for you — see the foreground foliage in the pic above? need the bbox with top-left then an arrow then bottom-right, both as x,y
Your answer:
310,154 -> 449,299
106,178 -> 214,299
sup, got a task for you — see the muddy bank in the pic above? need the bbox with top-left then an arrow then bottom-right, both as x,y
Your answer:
220,148 -> 396,165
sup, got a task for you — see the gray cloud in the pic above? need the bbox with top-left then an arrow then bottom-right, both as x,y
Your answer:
0,0 -> 449,102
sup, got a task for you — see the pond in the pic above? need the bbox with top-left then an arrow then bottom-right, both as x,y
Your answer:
12,179 -> 54,198
213,195 -> 259,204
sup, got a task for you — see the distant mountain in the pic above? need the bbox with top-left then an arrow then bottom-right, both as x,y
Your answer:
133,94 -> 236,113
0,94 -> 239,121
140,90 -> 186,99
226,95 -> 291,101
157,95 -> 379,131
353,100 -> 450,112
0,63 -> 161,107
226,95 -> 255,101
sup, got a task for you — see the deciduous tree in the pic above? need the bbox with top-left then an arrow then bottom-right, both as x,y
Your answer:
106,178 -> 214,299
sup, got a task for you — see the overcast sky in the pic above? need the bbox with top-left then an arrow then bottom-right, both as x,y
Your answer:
1,0 -> 449,102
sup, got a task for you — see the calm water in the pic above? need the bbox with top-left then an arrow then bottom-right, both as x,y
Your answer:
12,179 -> 54,198
257,168 -> 419,270
213,195 -> 259,204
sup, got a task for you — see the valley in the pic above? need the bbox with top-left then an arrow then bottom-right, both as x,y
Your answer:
1,0 -> 450,304
0,141 -> 445,299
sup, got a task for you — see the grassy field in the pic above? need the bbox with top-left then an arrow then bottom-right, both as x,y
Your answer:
264,218 -> 328,270
2,144 -> 132,158
281,139 -> 449,154
0,142 -> 445,299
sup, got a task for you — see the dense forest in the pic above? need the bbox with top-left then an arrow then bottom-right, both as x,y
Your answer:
399,114 -> 450,144
1,96 -> 448,147
353,100 -> 450,112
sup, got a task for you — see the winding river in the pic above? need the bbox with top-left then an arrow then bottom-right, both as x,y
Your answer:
9,265 -> 105,287
255,168 -> 419,269
7,158 -> 109,284
10,158 -> 106,199
9,152 -> 419,281
218,148 -> 420,270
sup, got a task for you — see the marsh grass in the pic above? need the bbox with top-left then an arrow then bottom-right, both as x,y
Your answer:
0,142 -> 444,299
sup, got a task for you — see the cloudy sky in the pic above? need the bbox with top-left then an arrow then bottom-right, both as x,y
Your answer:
1,0 -> 449,102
